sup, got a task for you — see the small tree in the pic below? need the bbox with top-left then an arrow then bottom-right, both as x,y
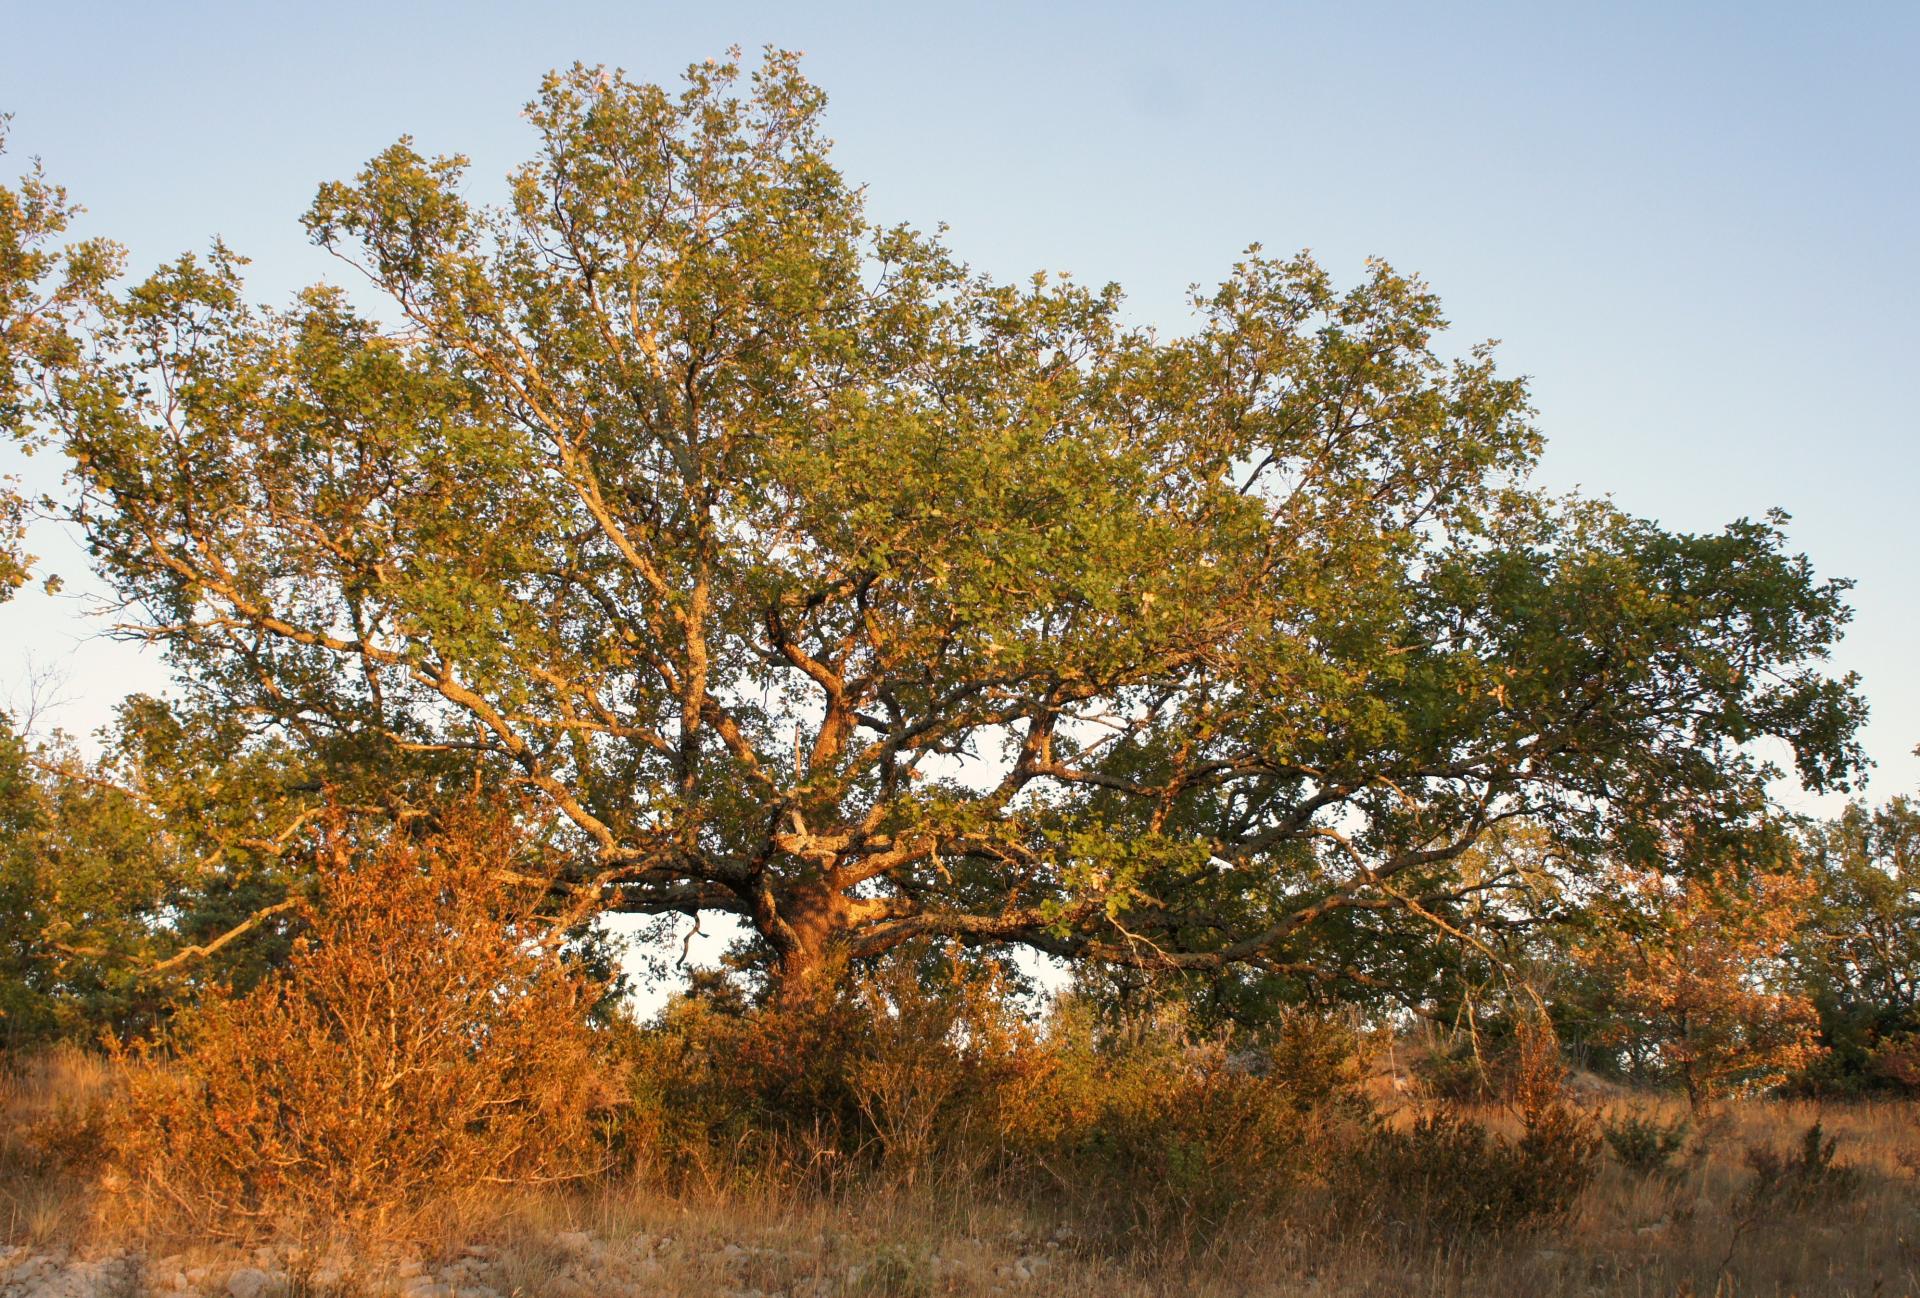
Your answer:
0,717 -> 177,1047
0,697 -> 337,1048
118,808 -> 619,1238
1574,862 -> 1822,1109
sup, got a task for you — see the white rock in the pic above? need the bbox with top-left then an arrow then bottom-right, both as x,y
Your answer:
1011,1255 -> 1050,1285
399,1280 -> 454,1298
226,1267 -> 273,1298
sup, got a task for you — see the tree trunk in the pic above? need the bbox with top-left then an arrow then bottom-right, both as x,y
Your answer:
764,879 -> 850,1009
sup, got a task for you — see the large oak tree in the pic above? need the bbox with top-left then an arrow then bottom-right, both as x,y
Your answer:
12,54 -> 1866,999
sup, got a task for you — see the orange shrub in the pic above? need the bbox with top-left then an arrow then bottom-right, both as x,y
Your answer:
115,810 -> 621,1240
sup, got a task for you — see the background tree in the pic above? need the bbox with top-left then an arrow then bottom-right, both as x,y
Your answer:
0,699 -> 324,1047
1,115 -> 119,597
1790,796 -> 1920,1091
1570,856 -> 1823,1108
15,52 -> 1866,1003
1074,818 -> 1570,1038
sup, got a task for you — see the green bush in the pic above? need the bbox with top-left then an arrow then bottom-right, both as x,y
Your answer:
1740,1121 -> 1861,1213
619,979 -> 1604,1248
1600,1109 -> 1691,1177
620,949 -> 1032,1190
1361,1100 -> 1601,1236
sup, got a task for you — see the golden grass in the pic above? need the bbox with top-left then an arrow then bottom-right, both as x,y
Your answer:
0,1044 -> 116,1250
5,1046 -> 1918,1296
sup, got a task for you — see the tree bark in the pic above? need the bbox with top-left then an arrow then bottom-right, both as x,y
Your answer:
764,878 -> 851,1008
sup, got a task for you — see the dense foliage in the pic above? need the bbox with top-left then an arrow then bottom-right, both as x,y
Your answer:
0,702 -> 318,1047
1791,798 -> 1920,1091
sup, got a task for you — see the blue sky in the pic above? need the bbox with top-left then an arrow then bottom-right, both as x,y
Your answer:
3,0 -> 1915,808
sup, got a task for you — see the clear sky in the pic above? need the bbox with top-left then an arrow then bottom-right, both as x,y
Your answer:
3,0 -> 1915,809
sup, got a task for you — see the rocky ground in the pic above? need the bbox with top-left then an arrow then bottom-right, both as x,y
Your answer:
0,1223 -> 1081,1298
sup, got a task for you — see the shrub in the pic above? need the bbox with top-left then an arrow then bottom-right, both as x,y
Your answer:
1600,1109 -> 1692,1177
1361,1098 -> 1601,1236
1067,1057 -> 1318,1245
1411,1032 -> 1495,1103
986,1002 -> 1370,1251
1410,1014 -> 1564,1107
622,946 -> 1032,1190
0,1046 -> 123,1252
1869,1031 -> 1920,1090
849,955 -> 1033,1183
622,984 -> 1370,1251
115,810 -> 621,1240
0,1044 -> 117,1183
1261,1007 -> 1373,1113
1739,1121 -> 1862,1214
622,983 -> 856,1188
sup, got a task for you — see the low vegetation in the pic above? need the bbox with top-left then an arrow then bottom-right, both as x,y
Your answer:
0,821 -> 1905,1295
1,1004 -> 1909,1296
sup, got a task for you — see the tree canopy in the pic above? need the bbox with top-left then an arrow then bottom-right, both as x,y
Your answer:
7,53 -> 1866,1000
1789,798 -> 1920,1088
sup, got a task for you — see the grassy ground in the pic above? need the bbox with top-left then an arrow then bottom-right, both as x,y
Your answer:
4,1048 -> 1915,1298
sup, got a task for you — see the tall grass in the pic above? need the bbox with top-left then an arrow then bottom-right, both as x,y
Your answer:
3,1040 -> 1913,1294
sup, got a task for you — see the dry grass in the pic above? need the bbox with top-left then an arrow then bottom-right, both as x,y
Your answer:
0,1044 -> 115,1251
6,1041 -> 1918,1297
